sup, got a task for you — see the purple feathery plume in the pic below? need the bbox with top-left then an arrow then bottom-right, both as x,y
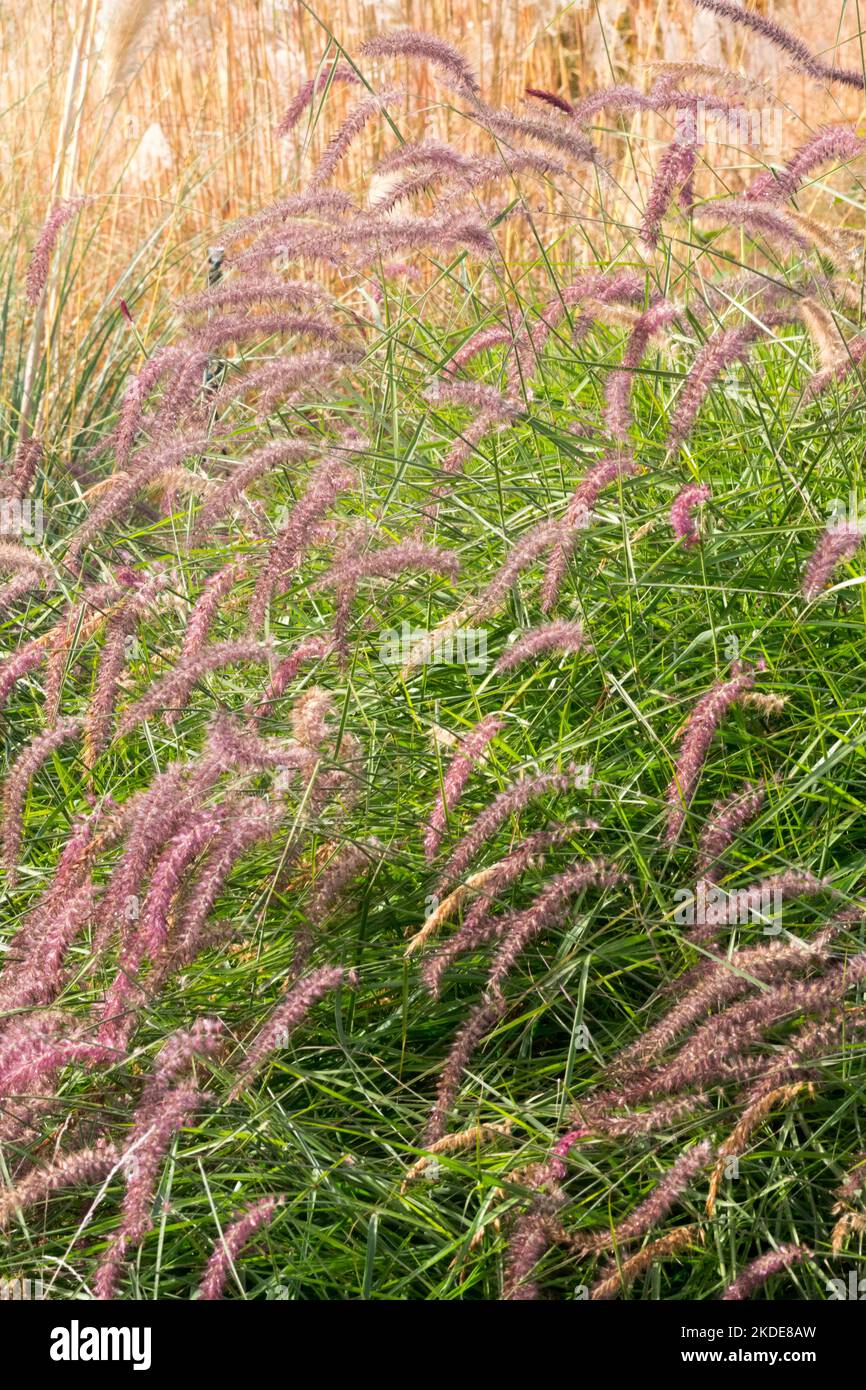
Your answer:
94,1083 -> 202,1298
158,799 -> 289,990
592,1093 -> 709,1140
276,61 -> 362,137
42,575 -> 136,723
571,82 -> 660,123
67,432 -> 212,565
167,800 -> 289,973
116,638 -> 275,736
225,349 -> 353,416
190,311 -> 341,355
751,1008 -> 866,1102
361,31 -> 481,100
0,641 -> 45,715
0,569 -> 53,613
666,324 -> 768,448
313,537 -> 460,659
150,348 -> 214,434
485,858 -> 624,1000
525,87 -> 574,115
0,814 -> 129,1014
425,378 -> 521,420
695,781 -> 765,879
5,436 -> 42,497
450,323 -> 517,370
222,188 -> 357,250
144,1018 -> 227,1098
376,139 -> 497,180
503,1187 -> 565,1301
693,198 -> 812,253
93,1022 -> 225,1298
0,1138 -> 120,1230
25,197 -> 86,306
425,714 -> 502,861
531,271 -> 646,358
437,765 -> 593,894
432,411 -> 503,491
746,125 -> 865,203
605,300 -> 680,441
0,880 -> 96,1013
670,484 -> 710,548
204,710 -> 310,775
611,921 -> 841,1075
371,144 -> 561,212
541,452 -> 637,612
804,335 -> 866,398
688,0 -> 864,90
366,209 -> 495,259
720,1243 -> 810,1300
231,208 -> 493,276
178,275 -> 328,320
89,753 -> 222,963
2,717 -> 83,885
85,571 -> 168,764
98,810 -> 241,1045
289,686 -> 335,752
135,808 -> 228,959
0,1010 -> 113,1092
307,841 -> 382,926
191,441 -> 312,538
0,540 -> 53,581
466,519 -> 564,625
421,824 -> 595,997
425,999 -> 501,1144
494,620 -> 591,674
254,636 -> 331,714
642,138 -> 697,248
801,520 -> 865,600
229,965 -> 356,1100
665,663 -> 763,842
181,558 -> 247,662
287,688 -> 363,814
114,347 -> 192,464
197,1196 -> 284,1299
593,946 -> 864,1114
248,445 -> 360,631
476,103 -> 599,169
581,1141 -> 712,1254
422,380 -> 517,489
292,839 -> 383,977
311,88 -> 403,186
422,378 -> 521,496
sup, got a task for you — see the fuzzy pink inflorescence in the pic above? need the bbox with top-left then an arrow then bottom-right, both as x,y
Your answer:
720,1242 -> 810,1300
801,521 -> 865,600
670,484 -> 710,548
746,125 -> 865,203
25,198 -> 86,306
665,664 -> 763,842
229,965 -> 357,1099
197,1196 -> 285,1299
688,0 -> 864,89
424,714 -> 502,861
494,620 -> 591,673
361,31 -> 481,99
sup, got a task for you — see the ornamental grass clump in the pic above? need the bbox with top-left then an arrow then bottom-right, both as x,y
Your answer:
2,6 -> 866,1303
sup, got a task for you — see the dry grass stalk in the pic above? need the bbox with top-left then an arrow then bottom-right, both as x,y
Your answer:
589,1223 -> 702,1300
400,1120 -> 513,1190
706,1082 -> 810,1216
